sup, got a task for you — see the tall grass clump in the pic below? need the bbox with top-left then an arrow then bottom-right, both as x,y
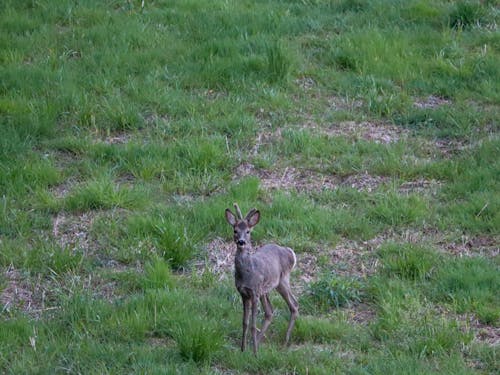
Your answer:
367,192 -> 428,227
154,219 -> 198,270
172,317 -> 223,364
449,1 -> 487,29
378,243 -> 440,281
437,139 -> 500,233
142,258 -> 175,290
302,272 -> 365,313
265,41 -> 294,83
293,316 -> 350,344
429,256 -> 500,324
62,178 -> 148,212
368,277 -> 472,357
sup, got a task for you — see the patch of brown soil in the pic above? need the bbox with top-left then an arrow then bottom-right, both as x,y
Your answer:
324,121 -> 408,144
342,303 -> 377,325
295,76 -> 316,91
1,267 -> 38,315
202,237 -> 236,278
51,180 -> 74,199
434,138 -> 470,157
398,178 -> 442,195
52,212 -> 98,254
474,324 -> 500,347
295,252 -> 319,287
97,132 -> 132,145
330,238 -> 382,278
342,172 -> 389,192
294,120 -> 403,144
362,229 -> 499,259
451,312 -> 500,347
438,235 -> 499,258
472,323 -> 500,347
235,164 -> 340,192
433,133 -> 499,159
251,128 -> 281,156
327,96 -> 363,112
236,163 -> 394,193
413,95 -> 451,109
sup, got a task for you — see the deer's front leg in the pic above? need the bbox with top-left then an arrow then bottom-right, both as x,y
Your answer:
241,297 -> 251,351
251,295 -> 259,355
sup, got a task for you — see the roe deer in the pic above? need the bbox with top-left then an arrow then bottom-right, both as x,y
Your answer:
225,203 -> 299,355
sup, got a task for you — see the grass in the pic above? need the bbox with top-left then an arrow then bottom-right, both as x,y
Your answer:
1,0 -> 499,373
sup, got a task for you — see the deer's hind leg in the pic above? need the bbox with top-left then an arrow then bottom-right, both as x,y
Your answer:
277,279 -> 299,346
257,294 -> 273,343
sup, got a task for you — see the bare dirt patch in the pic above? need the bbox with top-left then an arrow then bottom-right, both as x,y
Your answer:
295,239 -> 381,287
95,131 -> 132,145
437,235 -> 499,258
473,324 -> 500,347
52,212 -> 98,254
250,128 -> 281,156
1,266 -> 39,315
413,95 -> 451,109
202,237 -> 235,280
295,120 -> 408,144
342,172 -> 389,192
295,76 -> 317,91
323,121 -> 408,144
235,163 -> 391,193
330,239 -> 382,277
51,180 -> 75,199
327,96 -> 363,112
235,163 -> 336,192
450,311 -> 500,347
398,178 -> 442,195
342,303 -> 377,325
360,229 -> 499,259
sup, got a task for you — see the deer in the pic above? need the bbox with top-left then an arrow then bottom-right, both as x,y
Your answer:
225,203 -> 299,355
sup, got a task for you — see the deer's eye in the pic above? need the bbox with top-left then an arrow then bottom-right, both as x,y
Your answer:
246,230 -> 250,234
234,230 -> 237,234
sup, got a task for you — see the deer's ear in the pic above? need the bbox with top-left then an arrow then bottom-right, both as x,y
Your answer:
225,209 -> 237,226
247,209 -> 260,228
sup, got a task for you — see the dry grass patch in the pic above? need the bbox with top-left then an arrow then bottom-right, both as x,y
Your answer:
342,172 -> 389,192
201,237 -> 235,278
1,267 -> 39,316
398,178 -> 442,195
235,163 -> 340,192
327,96 -> 363,112
323,121 -> 408,144
236,163 -> 392,193
342,303 -> 377,325
437,235 -> 499,259
459,313 -> 500,347
413,95 -> 451,109
52,211 -> 98,255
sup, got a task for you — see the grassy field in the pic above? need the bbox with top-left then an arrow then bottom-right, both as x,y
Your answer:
1,0 -> 499,373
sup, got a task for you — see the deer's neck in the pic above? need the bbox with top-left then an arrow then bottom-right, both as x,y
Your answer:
235,245 -> 253,266
234,245 -> 255,285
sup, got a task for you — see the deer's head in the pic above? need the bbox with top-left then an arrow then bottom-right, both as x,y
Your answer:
225,203 -> 260,248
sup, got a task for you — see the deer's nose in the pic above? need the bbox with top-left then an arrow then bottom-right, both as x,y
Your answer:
237,239 -> 246,246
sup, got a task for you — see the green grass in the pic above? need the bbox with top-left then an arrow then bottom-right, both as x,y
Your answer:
1,0 -> 499,373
